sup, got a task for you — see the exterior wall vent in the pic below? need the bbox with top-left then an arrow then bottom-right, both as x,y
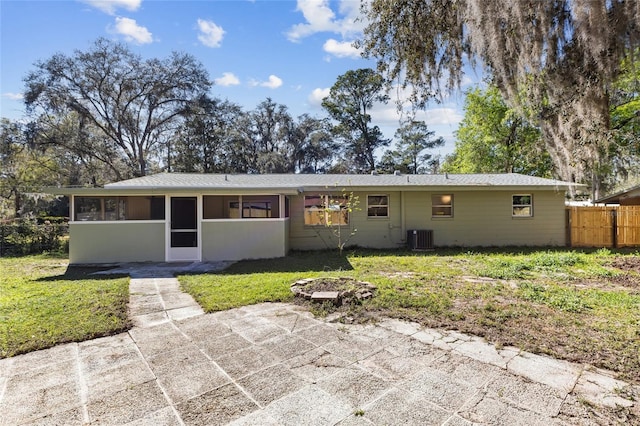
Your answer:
407,229 -> 434,250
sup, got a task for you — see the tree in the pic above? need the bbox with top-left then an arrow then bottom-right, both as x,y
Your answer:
380,120 -> 444,174
24,38 -> 211,177
605,51 -> 640,190
171,97 -> 335,175
250,98 -> 295,173
0,119 -> 60,217
314,189 -> 360,255
292,115 -> 337,174
441,85 -> 554,176
322,68 -> 390,172
31,112 -> 129,185
360,0 -> 639,196
171,96 -> 244,173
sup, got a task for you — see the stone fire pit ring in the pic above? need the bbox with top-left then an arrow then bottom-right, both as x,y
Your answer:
291,277 -> 377,306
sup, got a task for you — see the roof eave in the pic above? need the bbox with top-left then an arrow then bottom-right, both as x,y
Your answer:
44,186 -> 301,196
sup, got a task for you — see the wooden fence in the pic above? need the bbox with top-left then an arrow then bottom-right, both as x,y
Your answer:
567,206 -> 640,248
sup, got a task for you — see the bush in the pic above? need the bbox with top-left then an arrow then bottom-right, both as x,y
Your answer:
0,218 -> 68,256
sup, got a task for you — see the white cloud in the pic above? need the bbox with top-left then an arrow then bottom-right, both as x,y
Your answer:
287,0 -> 337,42
197,19 -> 225,48
322,39 -> 360,58
250,75 -> 283,89
82,0 -> 141,15
2,92 -> 24,100
287,0 -> 365,42
261,75 -> 283,89
370,106 -> 463,126
113,17 -> 153,44
419,108 -> 464,126
307,87 -> 330,107
214,72 -> 240,86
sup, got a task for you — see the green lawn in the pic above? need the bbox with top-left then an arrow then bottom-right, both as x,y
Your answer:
179,248 -> 640,383
3,249 -> 640,383
0,254 -> 130,358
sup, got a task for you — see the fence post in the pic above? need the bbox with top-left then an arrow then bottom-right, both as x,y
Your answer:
565,208 -> 571,247
611,209 -> 618,248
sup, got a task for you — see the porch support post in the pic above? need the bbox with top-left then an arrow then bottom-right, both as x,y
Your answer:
164,195 -> 171,262
279,194 -> 285,218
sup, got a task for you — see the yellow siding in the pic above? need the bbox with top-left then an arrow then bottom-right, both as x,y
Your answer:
69,222 -> 165,264
404,190 -> 566,246
289,191 -> 404,250
289,190 -> 566,249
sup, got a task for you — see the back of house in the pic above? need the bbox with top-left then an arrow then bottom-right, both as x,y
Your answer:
52,172 -> 575,264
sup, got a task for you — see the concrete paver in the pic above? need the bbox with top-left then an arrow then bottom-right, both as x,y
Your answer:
1,265 -> 639,425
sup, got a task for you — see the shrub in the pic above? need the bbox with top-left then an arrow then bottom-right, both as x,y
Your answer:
0,218 -> 68,256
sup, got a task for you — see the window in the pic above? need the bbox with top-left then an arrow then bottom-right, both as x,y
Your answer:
203,196 -> 238,219
304,195 -> 349,226
244,201 -> 272,218
204,195 -> 280,219
228,201 -> 241,218
512,194 -> 533,217
74,196 -> 165,221
432,194 -> 453,217
229,201 -> 273,218
367,195 -> 389,217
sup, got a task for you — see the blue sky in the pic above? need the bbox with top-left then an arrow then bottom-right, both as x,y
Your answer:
0,0 -> 478,155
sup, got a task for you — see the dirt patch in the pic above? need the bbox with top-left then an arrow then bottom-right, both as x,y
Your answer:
573,275 -> 640,292
379,271 -> 418,279
610,256 -> 640,274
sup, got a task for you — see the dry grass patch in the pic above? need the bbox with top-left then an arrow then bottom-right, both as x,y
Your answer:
179,248 -> 640,384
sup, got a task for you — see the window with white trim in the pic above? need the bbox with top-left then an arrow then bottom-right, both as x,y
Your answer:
512,194 -> 533,217
304,195 -> 349,225
367,195 -> 389,217
431,194 -> 453,217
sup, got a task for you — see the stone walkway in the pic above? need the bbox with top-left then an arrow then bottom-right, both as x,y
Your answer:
1,270 -> 638,425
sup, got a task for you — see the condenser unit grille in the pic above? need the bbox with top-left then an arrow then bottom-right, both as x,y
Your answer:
407,229 -> 434,250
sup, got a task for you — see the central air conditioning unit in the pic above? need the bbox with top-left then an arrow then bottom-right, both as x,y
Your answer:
407,229 -> 434,251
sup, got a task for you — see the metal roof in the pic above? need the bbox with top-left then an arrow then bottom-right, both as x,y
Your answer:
101,172 -> 576,192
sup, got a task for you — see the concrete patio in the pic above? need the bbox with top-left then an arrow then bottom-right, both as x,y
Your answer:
1,271 -> 638,425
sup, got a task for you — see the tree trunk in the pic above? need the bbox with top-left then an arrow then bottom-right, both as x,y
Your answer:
13,188 -> 21,218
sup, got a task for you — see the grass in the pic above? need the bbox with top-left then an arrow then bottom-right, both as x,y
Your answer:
178,247 -> 640,383
0,254 -> 130,358
179,250 -> 353,311
3,248 -> 639,384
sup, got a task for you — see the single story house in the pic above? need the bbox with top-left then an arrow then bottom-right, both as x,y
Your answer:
53,173 -> 575,264
595,183 -> 640,205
